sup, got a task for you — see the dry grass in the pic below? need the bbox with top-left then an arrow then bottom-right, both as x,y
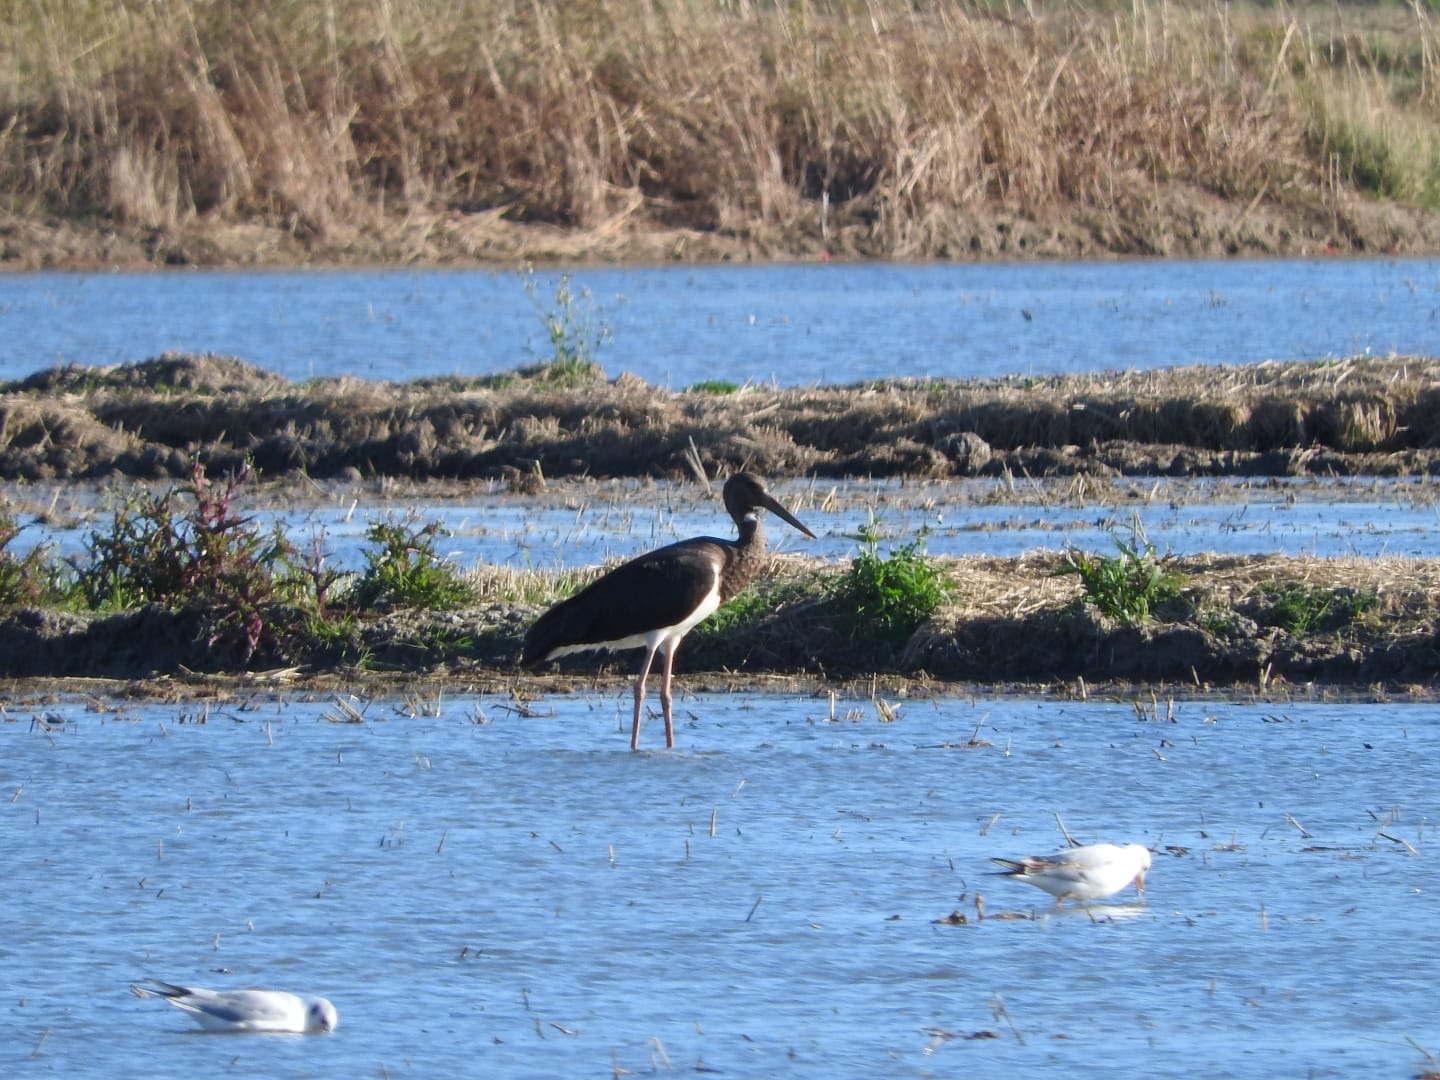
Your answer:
1172,550 -> 1440,617
466,561 -> 597,607
3,352 -> 1439,482
2,0 -> 1438,261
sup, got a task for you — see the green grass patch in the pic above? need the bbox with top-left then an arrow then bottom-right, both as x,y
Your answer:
692,575 -> 815,641
302,611 -> 368,665
1256,581 -> 1379,635
1055,520 -> 1183,627
685,379 -> 743,395
829,517 -> 951,642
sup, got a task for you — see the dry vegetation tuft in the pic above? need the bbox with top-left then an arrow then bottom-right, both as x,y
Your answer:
3,0 -> 1439,265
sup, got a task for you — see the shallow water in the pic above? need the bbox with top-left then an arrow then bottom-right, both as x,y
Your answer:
6,260 -> 1439,572
3,258 -> 1438,387
10,474 -> 1440,572
2,693 -> 1437,1078
4,258 -> 1438,1078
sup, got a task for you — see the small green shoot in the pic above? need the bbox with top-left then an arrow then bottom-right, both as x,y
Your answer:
519,267 -> 617,385
693,576 -> 814,640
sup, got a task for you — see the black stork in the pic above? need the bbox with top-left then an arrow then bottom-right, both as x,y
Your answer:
521,473 -> 816,749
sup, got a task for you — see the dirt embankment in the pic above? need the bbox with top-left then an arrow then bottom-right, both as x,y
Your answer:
3,352 -> 1439,485
7,191 -> 1440,273
1,352 -> 1437,699
2,550 -> 1437,704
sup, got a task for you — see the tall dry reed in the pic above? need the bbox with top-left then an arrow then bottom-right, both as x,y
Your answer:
2,0 -> 1436,255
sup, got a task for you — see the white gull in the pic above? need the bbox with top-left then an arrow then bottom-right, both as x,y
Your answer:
991,842 -> 1152,905
131,979 -> 338,1034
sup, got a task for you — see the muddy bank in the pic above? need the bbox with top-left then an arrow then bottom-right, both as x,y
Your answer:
7,191 -> 1440,273
1,552 -> 1435,701
3,353 -> 1440,485
3,352 -> 1437,698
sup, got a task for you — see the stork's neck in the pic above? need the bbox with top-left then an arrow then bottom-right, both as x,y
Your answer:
720,512 -> 767,602
736,511 -> 763,547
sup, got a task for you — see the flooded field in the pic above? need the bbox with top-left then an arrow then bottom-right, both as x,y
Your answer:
4,259 -> 1439,388
3,257 -> 1437,1076
11,474 -> 1440,573
3,692 -> 1437,1079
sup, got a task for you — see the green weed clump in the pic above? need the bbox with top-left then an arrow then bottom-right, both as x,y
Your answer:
0,505 -> 54,607
5,459 -> 487,668
1056,521 -> 1183,628
1256,581 -> 1379,635
350,517 -> 475,612
830,517 -> 950,642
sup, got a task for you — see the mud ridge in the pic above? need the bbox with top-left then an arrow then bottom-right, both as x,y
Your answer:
1,553 -> 1435,700
2,353 -> 1439,484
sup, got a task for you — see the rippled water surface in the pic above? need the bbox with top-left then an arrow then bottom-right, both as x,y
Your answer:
10,474 -> 1440,573
4,260 -> 1439,1079
3,694 -> 1438,1078
3,258 -> 1438,386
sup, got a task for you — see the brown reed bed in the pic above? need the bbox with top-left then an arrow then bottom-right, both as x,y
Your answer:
3,1 -> 1439,269
1,352 -> 1438,483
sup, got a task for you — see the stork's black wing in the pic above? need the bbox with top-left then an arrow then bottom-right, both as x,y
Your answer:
521,538 -> 729,666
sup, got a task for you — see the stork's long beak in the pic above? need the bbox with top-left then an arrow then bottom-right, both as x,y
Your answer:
1134,869 -> 1147,892
759,492 -> 817,540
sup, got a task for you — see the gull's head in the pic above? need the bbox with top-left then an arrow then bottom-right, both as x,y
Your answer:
1129,844 -> 1154,891
307,998 -> 339,1033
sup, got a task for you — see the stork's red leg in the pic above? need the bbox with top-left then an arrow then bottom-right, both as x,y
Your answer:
659,644 -> 678,749
632,644 -> 660,750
